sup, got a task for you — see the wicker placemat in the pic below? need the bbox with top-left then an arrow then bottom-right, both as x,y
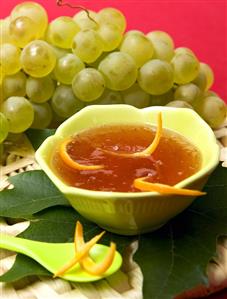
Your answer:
0,120 -> 227,299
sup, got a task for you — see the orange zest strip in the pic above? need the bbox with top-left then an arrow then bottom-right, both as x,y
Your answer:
75,221 -> 116,276
53,254 -> 82,278
102,112 -> 162,158
59,138 -> 104,170
74,221 -> 85,249
138,112 -> 162,157
80,242 -> 116,276
74,221 -> 96,273
53,229 -> 105,278
134,177 -> 206,196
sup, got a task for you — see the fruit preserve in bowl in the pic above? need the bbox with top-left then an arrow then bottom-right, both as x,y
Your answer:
36,105 -> 219,235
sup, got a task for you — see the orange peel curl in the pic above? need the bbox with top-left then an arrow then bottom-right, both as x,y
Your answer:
59,138 -> 104,170
75,221 -> 116,276
134,176 -> 206,196
102,112 -> 163,158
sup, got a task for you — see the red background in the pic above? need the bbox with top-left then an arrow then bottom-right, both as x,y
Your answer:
1,1 -> 227,298
1,0 -> 226,103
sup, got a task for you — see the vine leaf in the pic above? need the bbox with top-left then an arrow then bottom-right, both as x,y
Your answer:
0,170 -> 69,218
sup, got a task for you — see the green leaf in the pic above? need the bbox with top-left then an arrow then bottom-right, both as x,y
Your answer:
19,206 -> 90,243
26,128 -> 55,150
19,206 -> 132,250
0,170 -> 69,218
135,165 -> 227,299
0,255 -> 51,282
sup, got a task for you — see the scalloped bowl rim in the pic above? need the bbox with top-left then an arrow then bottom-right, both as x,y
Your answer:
35,105 -> 220,199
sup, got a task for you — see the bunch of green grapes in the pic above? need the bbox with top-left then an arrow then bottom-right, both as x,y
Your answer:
0,1 -> 226,155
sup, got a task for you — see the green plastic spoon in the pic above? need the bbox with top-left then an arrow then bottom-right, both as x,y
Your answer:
0,234 -> 122,282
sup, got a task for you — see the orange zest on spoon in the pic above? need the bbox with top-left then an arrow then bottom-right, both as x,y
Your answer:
103,112 -> 163,158
53,228 -> 105,278
75,221 -> 116,276
59,138 -> 104,170
134,177 -> 206,196
54,221 -> 116,278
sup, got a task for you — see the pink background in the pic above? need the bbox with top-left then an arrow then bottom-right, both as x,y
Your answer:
1,0 -> 227,102
1,1 -> 227,298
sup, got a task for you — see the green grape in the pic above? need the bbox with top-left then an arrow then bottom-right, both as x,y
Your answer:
31,102 -> 53,129
54,53 -> 85,85
124,30 -> 144,37
0,83 -> 4,103
174,47 -> 194,55
98,52 -> 137,91
0,18 -> 11,44
171,52 -> 199,84
150,89 -> 174,106
97,8 -> 126,34
147,31 -> 174,49
72,68 -> 105,102
51,110 -> 67,127
51,85 -> 84,118
26,75 -> 55,103
0,73 -> 4,85
97,23 -> 123,52
138,59 -> 174,95
49,71 -> 57,82
192,71 -> 207,91
10,2 -> 48,38
72,29 -> 103,63
0,43 -> 21,76
51,46 -> 69,59
46,16 -> 80,49
88,52 -> 109,69
0,112 -> 9,143
73,10 -> 98,30
146,38 -> 174,62
21,40 -> 56,77
199,62 -> 214,91
174,83 -> 201,104
122,83 -> 150,108
1,97 -> 34,133
195,96 -> 227,129
166,100 -> 193,109
203,90 -> 217,98
2,71 -> 26,100
120,32 -> 154,67
92,89 -> 123,105
147,31 -> 174,62
9,16 -> 38,48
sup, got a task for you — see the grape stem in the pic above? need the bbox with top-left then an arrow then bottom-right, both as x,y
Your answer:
56,0 -> 97,25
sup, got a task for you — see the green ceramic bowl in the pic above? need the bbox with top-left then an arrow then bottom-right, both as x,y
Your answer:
35,105 -> 220,235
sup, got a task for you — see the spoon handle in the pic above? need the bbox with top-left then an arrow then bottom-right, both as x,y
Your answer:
0,234 -> 34,256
